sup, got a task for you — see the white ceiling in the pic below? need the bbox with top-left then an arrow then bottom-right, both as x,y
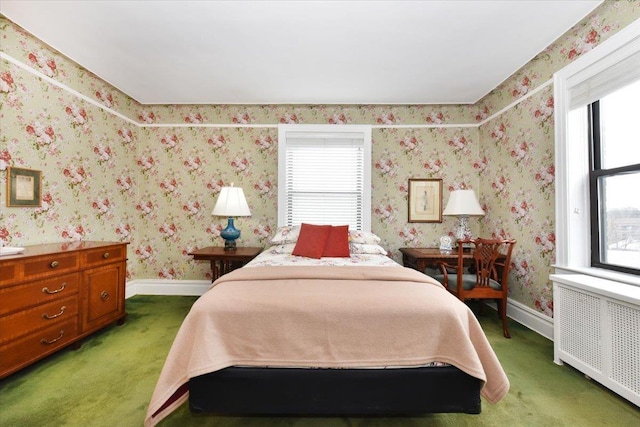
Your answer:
0,0 -> 602,105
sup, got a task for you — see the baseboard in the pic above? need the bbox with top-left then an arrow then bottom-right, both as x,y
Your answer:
505,298 -> 554,341
457,298 -> 553,341
125,280 -> 555,341
126,279 -> 210,299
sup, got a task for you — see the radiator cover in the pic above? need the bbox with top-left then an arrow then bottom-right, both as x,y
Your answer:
551,274 -> 640,407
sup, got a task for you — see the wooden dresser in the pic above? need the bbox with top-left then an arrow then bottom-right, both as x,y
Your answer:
0,241 -> 128,379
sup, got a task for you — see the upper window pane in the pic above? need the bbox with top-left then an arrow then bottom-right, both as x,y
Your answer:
599,171 -> 640,270
599,79 -> 640,169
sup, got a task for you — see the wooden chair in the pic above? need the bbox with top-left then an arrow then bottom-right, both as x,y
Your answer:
434,238 -> 516,338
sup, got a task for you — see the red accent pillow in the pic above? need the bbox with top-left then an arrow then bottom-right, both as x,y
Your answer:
292,224 -> 331,259
322,225 -> 350,257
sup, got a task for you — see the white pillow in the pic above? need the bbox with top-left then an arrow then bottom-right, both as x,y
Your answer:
348,230 -> 382,245
349,243 -> 388,255
270,243 -> 296,254
270,226 -> 383,247
269,225 -> 301,244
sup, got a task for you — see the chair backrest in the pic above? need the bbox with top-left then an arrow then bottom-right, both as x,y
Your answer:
457,238 -> 516,291
450,238 -> 516,338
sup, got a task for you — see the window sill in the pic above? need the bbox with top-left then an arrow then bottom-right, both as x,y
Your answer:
552,264 -> 640,288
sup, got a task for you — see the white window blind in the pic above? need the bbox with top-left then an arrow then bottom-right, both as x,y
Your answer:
278,125 -> 372,231
569,47 -> 640,109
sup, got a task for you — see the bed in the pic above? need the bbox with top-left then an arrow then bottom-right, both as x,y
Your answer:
144,226 -> 509,426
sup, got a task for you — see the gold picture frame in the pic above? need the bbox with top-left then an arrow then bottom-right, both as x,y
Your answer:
6,167 -> 42,207
408,178 -> 442,223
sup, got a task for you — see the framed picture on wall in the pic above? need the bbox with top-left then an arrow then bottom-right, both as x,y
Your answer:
6,167 -> 42,207
408,178 -> 442,223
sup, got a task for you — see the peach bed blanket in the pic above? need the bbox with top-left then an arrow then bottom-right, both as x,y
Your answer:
145,266 -> 509,426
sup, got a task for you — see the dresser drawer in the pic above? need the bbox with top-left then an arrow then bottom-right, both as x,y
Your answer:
0,262 -> 22,287
0,296 -> 79,345
0,319 -> 78,378
23,253 -> 79,279
82,263 -> 125,331
83,245 -> 126,267
0,273 -> 80,316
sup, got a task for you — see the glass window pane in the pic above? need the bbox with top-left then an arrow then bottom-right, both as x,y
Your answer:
599,79 -> 640,169
600,172 -> 640,269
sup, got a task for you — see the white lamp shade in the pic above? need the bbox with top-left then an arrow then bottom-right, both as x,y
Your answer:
442,189 -> 485,216
212,186 -> 251,217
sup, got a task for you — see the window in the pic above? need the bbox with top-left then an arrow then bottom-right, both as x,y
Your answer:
554,18 -> 640,285
588,80 -> 640,274
277,124 -> 372,231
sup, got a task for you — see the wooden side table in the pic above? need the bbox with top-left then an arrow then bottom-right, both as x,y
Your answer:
399,247 -> 506,274
399,247 -> 471,273
188,247 -> 262,281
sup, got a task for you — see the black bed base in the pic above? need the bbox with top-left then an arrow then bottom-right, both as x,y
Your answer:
189,366 -> 482,416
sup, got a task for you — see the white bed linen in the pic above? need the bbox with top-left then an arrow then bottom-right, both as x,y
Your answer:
244,243 -> 401,268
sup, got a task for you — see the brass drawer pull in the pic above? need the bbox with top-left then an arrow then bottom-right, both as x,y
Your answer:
50,261 -> 59,268
101,291 -> 110,301
103,252 -> 110,259
42,306 -> 66,320
42,283 -> 67,294
41,330 -> 65,345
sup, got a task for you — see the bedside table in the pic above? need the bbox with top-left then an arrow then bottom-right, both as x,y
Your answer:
399,247 -> 505,273
189,247 -> 262,281
399,247 -> 470,273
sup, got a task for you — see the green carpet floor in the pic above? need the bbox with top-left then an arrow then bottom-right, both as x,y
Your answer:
1,295 -> 638,426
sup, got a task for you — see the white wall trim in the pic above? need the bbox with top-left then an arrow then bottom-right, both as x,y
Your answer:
144,123 -> 278,128
483,298 -> 553,340
1,51 -> 139,126
477,78 -> 553,126
126,279 -> 210,299
371,123 -> 479,129
2,51 -> 542,130
506,298 -> 554,341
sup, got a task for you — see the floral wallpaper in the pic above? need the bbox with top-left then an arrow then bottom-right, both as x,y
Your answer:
478,86 -> 557,316
1,2 -> 639,318
0,54 -> 139,280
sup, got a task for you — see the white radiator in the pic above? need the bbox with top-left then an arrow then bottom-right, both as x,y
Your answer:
551,274 -> 640,407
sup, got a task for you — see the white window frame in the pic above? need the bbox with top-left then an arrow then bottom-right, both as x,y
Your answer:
554,18 -> 640,287
277,124 -> 372,231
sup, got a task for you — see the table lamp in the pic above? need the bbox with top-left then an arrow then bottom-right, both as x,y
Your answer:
211,184 -> 251,250
442,189 -> 485,242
